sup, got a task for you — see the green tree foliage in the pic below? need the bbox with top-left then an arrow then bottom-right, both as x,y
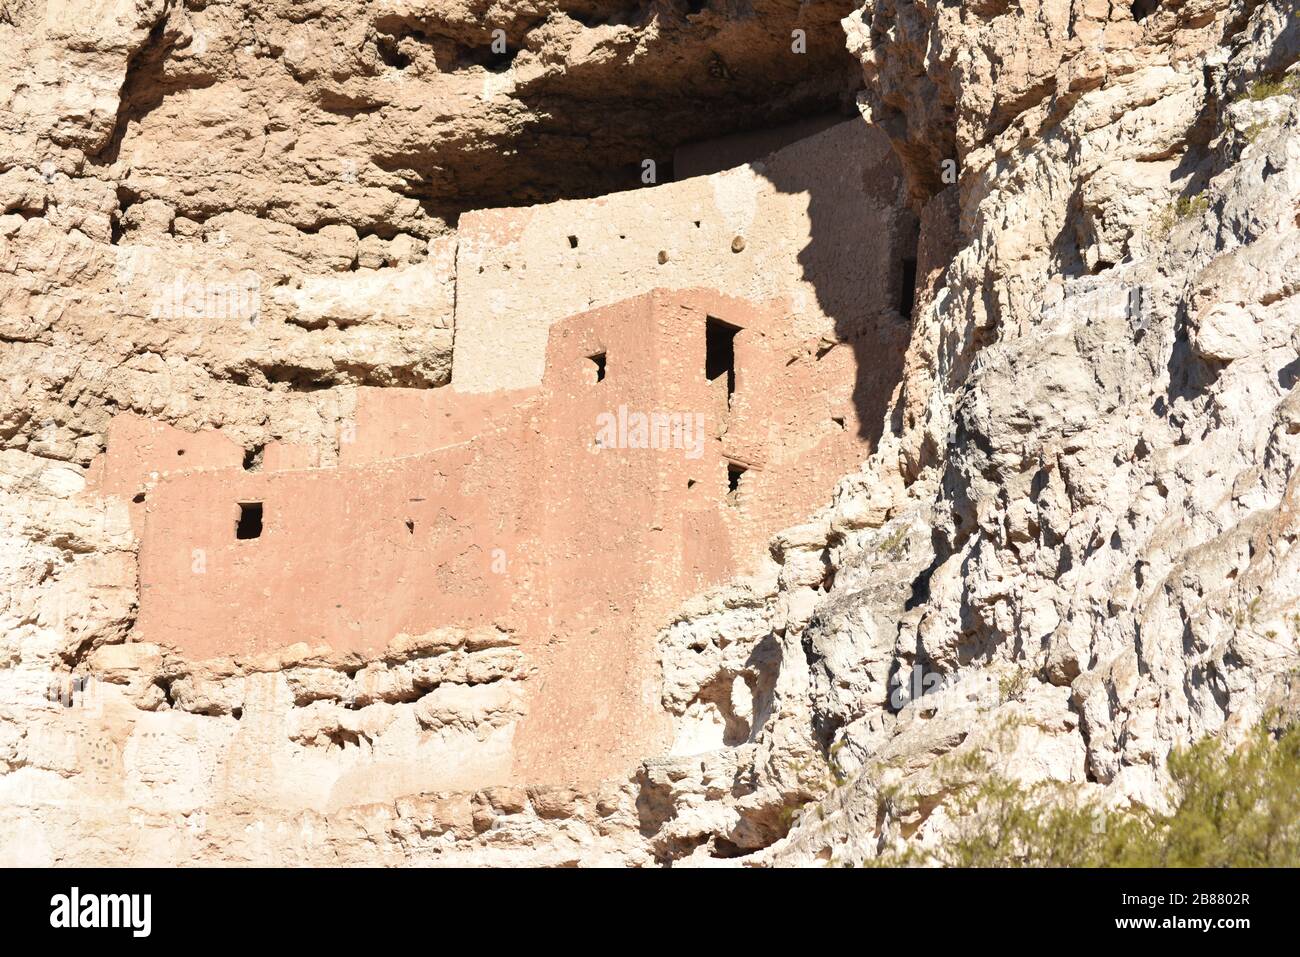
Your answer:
879,721 -> 1300,867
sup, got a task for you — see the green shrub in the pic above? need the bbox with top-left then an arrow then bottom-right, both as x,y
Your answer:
875,720 -> 1300,867
1243,120 -> 1269,144
1155,193 -> 1210,237
997,668 -> 1031,704
1236,75 -> 1300,102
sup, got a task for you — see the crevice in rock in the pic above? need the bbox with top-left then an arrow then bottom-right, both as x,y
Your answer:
89,13 -> 213,170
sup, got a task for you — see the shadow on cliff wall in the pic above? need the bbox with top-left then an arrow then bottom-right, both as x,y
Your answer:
746,119 -> 922,447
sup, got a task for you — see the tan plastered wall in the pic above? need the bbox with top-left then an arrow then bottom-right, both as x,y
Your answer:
450,117 -> 912,393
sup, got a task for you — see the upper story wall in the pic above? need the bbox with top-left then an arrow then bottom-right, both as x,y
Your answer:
449,117 -> 914,394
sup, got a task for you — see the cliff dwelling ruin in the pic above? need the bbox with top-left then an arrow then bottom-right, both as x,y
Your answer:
83,117 -> 917,789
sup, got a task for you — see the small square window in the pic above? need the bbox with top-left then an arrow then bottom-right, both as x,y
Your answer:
236,502 -> 263,539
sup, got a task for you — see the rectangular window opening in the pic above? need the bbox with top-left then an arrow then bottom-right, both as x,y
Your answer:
588,352 -> 607,383
705,316 -> 740,397
726,462 -> 747,502
236,502 -> 263,540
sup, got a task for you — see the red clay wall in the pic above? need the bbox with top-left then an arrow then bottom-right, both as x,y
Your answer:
124,288 -> 878,784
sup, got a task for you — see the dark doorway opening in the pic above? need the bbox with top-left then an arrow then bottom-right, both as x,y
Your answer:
589,352 -> 607,383
899,258 -> 918,320
706,317 -> 740,397
236,502 -> 263,540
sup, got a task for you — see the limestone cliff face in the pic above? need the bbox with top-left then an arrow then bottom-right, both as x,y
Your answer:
741,0 -> 1300,863
630,0 -> 1300,864
2,0 -> 1299,865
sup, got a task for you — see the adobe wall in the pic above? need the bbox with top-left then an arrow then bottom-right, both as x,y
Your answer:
341,384 -> 539,468
134,435 -> 530,659
341,286 -> 883,579
124,288 -> 878,785
87,413 -> 321,535
450,116 -> 914,394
